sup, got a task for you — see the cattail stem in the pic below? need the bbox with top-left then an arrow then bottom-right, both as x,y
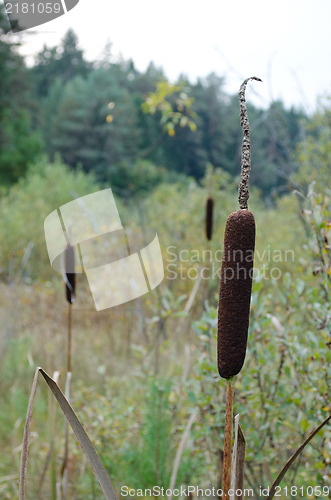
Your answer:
62,302 -> 72,499
63,241 -> 74,499
222,378 -> 234,500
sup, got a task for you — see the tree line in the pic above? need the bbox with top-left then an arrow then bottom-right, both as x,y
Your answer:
0,21 -> 311,198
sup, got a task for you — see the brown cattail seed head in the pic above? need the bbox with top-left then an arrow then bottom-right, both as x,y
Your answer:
64,244 -> 75,304
205,197 -> 214,241
217,210 -> 255,379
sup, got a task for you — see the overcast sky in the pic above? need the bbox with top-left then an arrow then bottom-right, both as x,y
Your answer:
15,0 -> 331,112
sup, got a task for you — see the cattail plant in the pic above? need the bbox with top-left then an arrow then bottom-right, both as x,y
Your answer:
205,196 -> 214,241
217,77 -> 261,499
62,242 -> 76,498
64,243 -> 75,372
64,243 -> 75,306
204,195 -> 215,308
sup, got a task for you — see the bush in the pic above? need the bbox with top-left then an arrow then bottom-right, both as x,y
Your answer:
0,158 -> 101,281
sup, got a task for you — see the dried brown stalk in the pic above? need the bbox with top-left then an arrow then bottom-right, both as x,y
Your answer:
238,76 -> 262,210
222,379 -> 234,500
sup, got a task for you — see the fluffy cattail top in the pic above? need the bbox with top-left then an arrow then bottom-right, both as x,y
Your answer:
64,243 -> 75,304
205,197 -> 214,241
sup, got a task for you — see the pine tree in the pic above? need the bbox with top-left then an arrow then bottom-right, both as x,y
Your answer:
0,22 -> 42,184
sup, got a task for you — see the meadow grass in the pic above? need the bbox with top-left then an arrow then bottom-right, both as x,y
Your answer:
0,174 -> 330,498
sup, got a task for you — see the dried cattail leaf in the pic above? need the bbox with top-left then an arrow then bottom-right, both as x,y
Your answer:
217,210 -> 255,379
205,197 -> 214,241
64,244 -> 75,304
19,367 -> 119,500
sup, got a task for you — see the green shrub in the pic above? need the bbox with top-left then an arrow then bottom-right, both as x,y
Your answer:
0,158 -> 100,281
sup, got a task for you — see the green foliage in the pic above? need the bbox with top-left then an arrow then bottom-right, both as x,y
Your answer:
0,165 -> 330,496
142,80 -> 197,136
0,109 -> 42,185
137,171 -> 230,290
42,68 -> 140,181
31,28 -> 92,97
0,1 -> 11,33
108,160 -> 168,196
0,34 -> 42,184
0,158 -> 100,281
250,101 -> 306,195
295,183 -> 331,299
23,29 -> 307,196
191,74 -> 237,176
121,379 -> 174,487
292,100 -> 331,193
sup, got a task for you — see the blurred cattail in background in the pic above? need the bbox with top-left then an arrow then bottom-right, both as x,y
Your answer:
63,241 -> 75,374
63,242 -> 76,496
205,197 -> 214,241
64,243 -> 75,305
